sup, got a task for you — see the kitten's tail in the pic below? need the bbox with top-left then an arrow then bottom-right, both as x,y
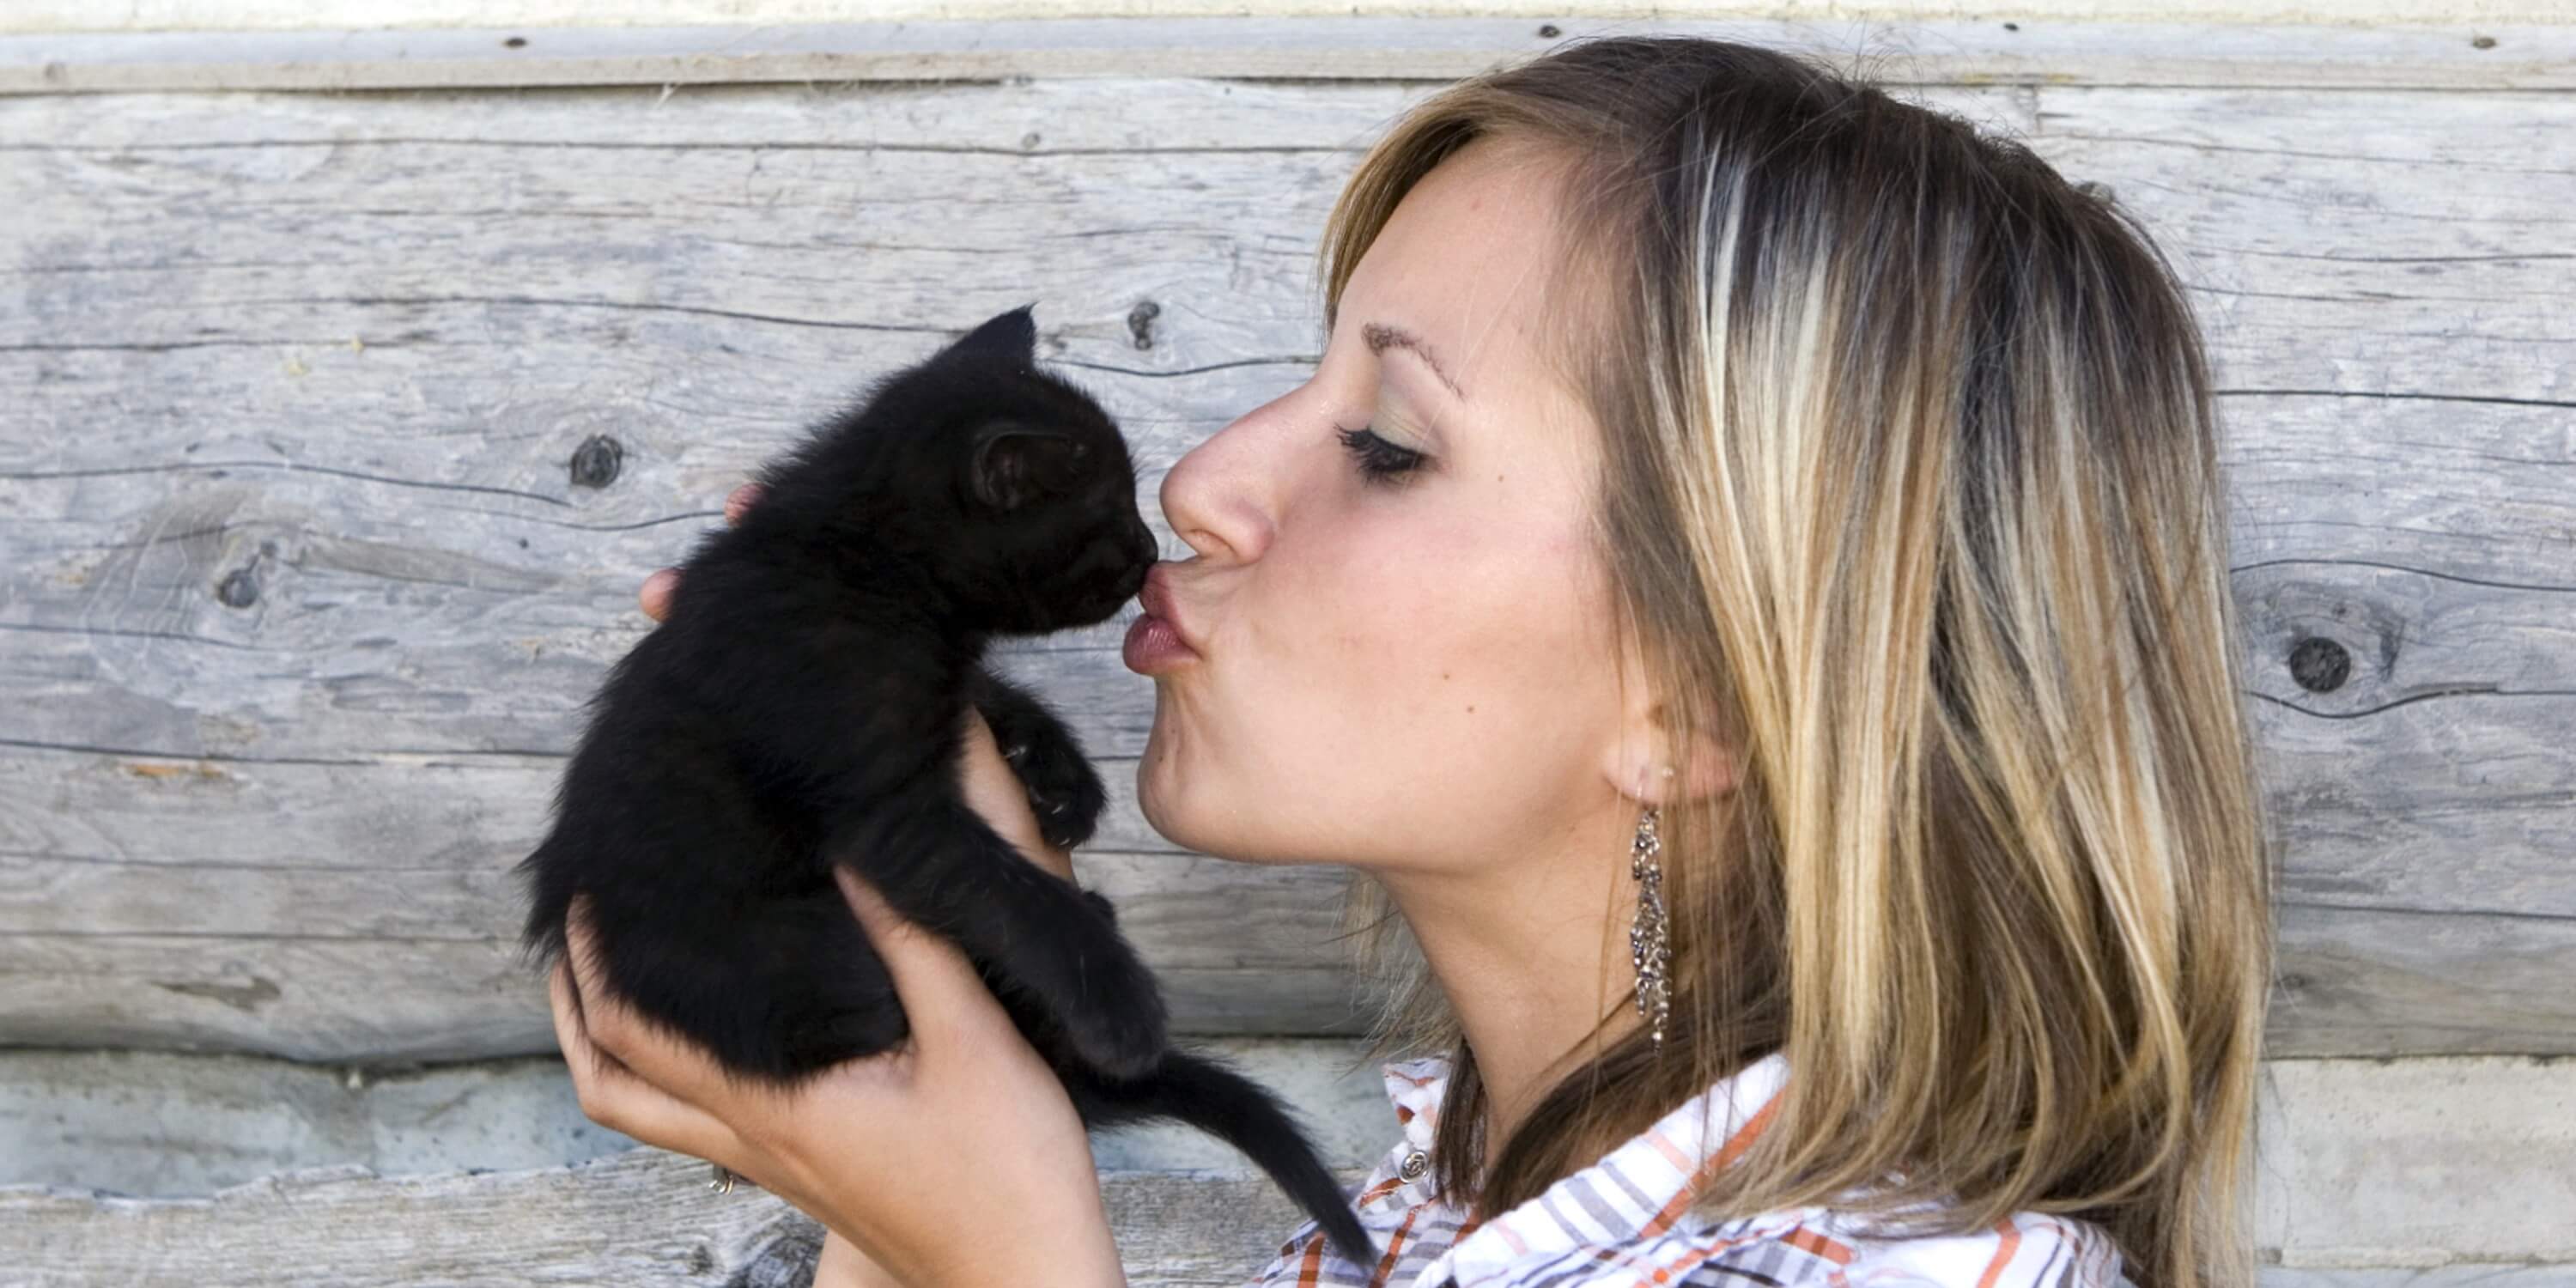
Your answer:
1069,1048 -> 1381,1271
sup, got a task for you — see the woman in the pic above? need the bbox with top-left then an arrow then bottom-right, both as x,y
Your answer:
548,33 -> 2274,1288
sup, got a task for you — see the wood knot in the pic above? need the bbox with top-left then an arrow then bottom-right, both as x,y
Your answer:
2472,34 -> 2498,49
1126,301 -> 1160,350
216,566 -> 260,608
722,1226 -> 823,1288
2287,636 -> 2352,694
1538,23 -> 1561,38
569,434 -> 625,489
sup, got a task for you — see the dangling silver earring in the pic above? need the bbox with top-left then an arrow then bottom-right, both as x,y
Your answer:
1629,775 -> 1674,1048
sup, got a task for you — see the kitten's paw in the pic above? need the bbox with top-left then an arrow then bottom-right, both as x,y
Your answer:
1012,731 -> 1109,853
975,677 -> 1109,851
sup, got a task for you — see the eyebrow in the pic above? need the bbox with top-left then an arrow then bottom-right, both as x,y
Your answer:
1362,321 -> 1468,405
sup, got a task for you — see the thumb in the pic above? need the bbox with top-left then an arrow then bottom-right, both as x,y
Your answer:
833,866 -> 990,1045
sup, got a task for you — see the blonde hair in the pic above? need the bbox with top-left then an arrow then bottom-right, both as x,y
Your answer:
1315,36 -> 2275,1288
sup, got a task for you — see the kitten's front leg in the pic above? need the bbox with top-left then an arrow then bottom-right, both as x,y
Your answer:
964,666 -> 1109,853
840,801 -> 1167,1080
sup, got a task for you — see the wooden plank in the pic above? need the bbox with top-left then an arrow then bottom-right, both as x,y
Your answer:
3,733 -> 2570,1059
1,78 -> 2570,1060
0,738 -> 1371,1061
2262,1272 -> 2576,1286
7,1047 -> 2574,1273
4,1155 -> 2570,1285
2252,1057 -> 2576,1268
2,0 -> 2554,36
0,1038 -> 1403,1198
3,17 -> 2573,96
0,1152 -> 1343,1287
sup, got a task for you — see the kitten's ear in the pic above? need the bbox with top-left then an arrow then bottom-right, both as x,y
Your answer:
942,304 -> 1039,368
969,420 -> 1088,512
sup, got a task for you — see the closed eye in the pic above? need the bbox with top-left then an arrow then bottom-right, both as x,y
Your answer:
1335,424 -> 1428,487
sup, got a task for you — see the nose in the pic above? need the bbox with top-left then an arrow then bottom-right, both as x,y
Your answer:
1109,548 -> 1151,601
1124,521 -> 1159,569
1157,398 -> 1284,566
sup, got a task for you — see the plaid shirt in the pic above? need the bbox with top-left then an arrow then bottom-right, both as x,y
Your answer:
1244,1052 -> 2136,1288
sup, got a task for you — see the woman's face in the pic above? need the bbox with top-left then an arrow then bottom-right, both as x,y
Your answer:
1135,140 -> 1638,880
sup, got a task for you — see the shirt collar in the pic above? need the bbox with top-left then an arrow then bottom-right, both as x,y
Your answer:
1368,1048 -> 1797,1286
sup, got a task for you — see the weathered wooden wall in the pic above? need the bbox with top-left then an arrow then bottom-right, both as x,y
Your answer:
2,15 -> 2572,1284
5,68 -> 2572,1067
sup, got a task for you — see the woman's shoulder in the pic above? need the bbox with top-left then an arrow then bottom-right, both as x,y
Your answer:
1243,1199 -> 2132,1288
1806,1207 -> 2134,1288
1513,1193 -> 2135,1288
1582,1203 -> 2132,1288
1242,1051 -> 2135,1288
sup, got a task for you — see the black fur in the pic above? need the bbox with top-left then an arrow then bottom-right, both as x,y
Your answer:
517,305 -> 1377,1267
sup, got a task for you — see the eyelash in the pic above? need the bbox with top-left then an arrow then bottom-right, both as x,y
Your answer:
1334,424 -> 1428,486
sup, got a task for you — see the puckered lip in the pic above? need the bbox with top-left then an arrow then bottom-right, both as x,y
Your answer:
1138,563 -> 1204,655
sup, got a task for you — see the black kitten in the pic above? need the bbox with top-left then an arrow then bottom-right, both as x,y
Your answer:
518,306 -> 1376,1267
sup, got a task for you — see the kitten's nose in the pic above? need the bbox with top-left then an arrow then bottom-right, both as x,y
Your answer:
1072,532 -> 1153,605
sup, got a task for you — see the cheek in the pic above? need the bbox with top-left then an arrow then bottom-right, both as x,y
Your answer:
1281,511 -> 1609,769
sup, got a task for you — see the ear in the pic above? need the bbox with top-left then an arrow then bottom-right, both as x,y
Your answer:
969,421 -> 1088,511
941,304 -> 1040,368
1598,632 -> 1738,809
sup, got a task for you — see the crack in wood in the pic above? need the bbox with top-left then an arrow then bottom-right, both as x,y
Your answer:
0,460 -> 573,507
152,976 -> 282,1012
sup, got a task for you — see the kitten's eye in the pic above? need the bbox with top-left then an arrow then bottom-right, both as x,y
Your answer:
1335,424 -> 1428,487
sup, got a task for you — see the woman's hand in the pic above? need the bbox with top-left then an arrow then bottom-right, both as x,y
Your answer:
550,483 -> 1120,1285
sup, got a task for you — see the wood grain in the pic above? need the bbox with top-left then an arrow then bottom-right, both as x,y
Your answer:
5,1148 -> 2568,1285
5,17 -> 2573,95
0,1037 -> 1407,1198
9,1045 -> 2574,1273
0,1151 -> 1340,1287
1,76 -> 2568,1063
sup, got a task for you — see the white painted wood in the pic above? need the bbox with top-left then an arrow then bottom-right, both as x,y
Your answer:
2,17 -> 2573,95
0,75 -> 2569,1070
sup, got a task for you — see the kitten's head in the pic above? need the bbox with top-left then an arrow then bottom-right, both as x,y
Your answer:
752,305 -> 1161,635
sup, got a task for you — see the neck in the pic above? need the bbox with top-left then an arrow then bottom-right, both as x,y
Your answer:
1371,799 -> 1646,1178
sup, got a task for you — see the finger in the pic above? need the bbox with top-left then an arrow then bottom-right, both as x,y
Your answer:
639,567 -> 678,623
640,483 -> 759,622
548,959 -> 747,1165
832,868 -> 993,1050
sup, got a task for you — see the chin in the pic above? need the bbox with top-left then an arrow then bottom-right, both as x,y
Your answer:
1134,702 -> 1320,866
1131,729 -> 1187,843
1132,739 -> 1243,864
